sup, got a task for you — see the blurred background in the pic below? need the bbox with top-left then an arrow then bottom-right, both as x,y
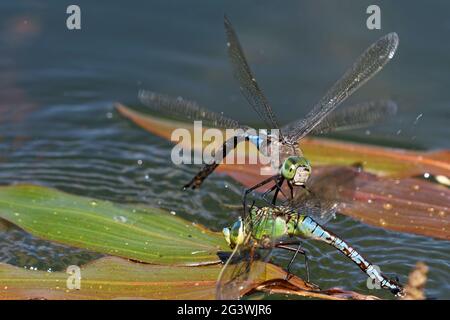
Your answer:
0,0 -> 448,299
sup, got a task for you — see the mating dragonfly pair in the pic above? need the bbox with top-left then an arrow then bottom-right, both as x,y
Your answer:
139,16 -> 403,298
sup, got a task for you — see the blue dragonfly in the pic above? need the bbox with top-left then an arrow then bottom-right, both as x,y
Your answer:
139,16 -> 398,206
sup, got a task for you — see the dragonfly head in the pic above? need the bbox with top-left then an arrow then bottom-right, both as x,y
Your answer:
281,156 -> 311,186
223,217 -> 246,249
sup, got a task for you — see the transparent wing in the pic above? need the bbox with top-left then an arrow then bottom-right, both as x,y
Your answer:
290,166 -> 360,225
283,33 -> 399,142
224,16 -> 282,135
310,100 -> 397,135
138,90 -> 241,129
216,207 -> 275,300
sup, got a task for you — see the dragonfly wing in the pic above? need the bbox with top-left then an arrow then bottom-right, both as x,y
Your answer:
224,16 -> 282,134
216,243 -> 273,299
310,100 -> 397,135
292,190 -> 338,225
138,90 -> 241,129
290,166 -> 360,224
283,33 -> 399,142
216,207 -> 275,299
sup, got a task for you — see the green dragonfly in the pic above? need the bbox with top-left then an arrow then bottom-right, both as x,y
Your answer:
216,166 -> 404,299
138,16 -> 399,205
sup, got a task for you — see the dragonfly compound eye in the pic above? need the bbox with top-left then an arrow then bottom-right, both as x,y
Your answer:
281,156 -> 311,183
281,156 -> 300,180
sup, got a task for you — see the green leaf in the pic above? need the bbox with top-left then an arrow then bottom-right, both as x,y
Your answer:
0,184 -> 228,265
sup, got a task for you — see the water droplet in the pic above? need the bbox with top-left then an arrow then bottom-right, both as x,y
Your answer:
367,199 -> 373,204
137,159 -> 143,165
412,185 -> 420,191
90,201 -> 97,206
413,113 -> 423,125
113,215 -> 128,223
438,211 -> 445,217
383,203 -> 392,210
191,250 -> 206,255
379,219 -> 387,226
423,172 -> 430,179
144,174 -> 149,180
427,207 -> 435,213
14,212 -> 20,216
170,211 -> 176,215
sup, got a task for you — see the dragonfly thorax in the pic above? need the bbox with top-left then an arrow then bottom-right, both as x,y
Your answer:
222,207 -> 290,249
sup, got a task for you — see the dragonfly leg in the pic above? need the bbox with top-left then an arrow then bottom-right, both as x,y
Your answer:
271,176 -> 285,205
261,184 -> 278,203
287,180 -> 294,200
275,242 -> 310,282
243,174 -> 279,211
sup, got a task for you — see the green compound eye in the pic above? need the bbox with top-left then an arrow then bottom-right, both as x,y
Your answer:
281,156 -> 311,180
282,161 -> 297,180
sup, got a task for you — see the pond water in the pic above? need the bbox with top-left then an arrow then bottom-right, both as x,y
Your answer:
0,1 -> 449,299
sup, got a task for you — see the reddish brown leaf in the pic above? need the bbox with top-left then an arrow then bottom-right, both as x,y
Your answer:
115,104 -> 450,240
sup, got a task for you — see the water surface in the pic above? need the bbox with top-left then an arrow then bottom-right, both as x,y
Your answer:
0,0 -> 449,299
